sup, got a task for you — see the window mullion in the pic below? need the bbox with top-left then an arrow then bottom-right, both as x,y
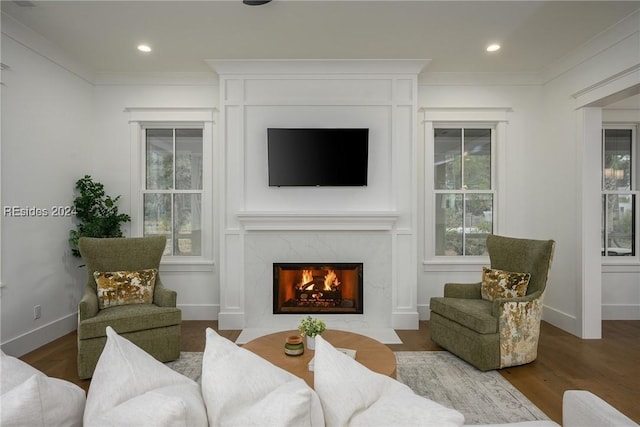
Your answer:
603,194 -> 608,256
172,129 -> 177,191
601,128 -> 606,191
171,129 -> 177,256
461,129 -> 468,256
462,193 -> 467,256
632,126 -> 637,191
460,128 -> 465,190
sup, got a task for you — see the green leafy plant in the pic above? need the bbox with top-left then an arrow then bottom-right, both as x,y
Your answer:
69,175 -> 131,257
298,316 -> 326,338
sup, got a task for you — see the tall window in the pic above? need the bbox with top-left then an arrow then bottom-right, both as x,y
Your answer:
602,126 -> 636,257
144,127 -> 204,257
434,127 -> 494,256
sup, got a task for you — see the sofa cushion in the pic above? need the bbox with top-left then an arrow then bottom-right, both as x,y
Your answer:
562,390 -> 639,427
430,297 -> 497,334
78,304 -> 181,339
84,326 -> 207,427
313,335 -> 465,427
94,269 -> 157,309
201,327 -> 324,427
1,350 -> 85,427
481,267 -> 530,302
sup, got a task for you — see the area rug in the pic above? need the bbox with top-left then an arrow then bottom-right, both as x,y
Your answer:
166,351 -> 549,425
395,351 -> 549,424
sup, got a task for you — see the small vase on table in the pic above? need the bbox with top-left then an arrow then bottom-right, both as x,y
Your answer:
298,316 -> 326,351
306,335 -> 316,350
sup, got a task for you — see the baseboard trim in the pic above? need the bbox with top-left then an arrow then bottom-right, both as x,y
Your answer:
602,304 -> 640,320
418,303 -> 430,320
542,305 -> 577,336
392,311 -> 419,330
217,311 -> 245,330
178,304 -> 219,320
0,313 -> 77,357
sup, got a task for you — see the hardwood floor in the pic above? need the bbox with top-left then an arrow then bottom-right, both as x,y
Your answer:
18,320 -> 640,425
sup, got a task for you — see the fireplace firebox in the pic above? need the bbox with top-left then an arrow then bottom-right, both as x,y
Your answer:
273,263 -> 363,314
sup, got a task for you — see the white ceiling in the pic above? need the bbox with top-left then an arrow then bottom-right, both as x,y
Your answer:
2,0 -> 639,75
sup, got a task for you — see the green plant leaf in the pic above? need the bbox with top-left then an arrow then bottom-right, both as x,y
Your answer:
69,175 -> 131,258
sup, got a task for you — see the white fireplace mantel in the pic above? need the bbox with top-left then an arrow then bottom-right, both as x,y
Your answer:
236,211 -> 399,231
216,60 -> 421,332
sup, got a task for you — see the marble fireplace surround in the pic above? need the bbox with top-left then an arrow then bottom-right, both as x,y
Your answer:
235,212 -> 404,344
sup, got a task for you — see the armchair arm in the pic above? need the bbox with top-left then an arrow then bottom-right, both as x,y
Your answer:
78,286 -> 99,321
153,278 -> 177,307
491,290 -> 543,317
443,282 -> 482,299
495,291 -> 545,368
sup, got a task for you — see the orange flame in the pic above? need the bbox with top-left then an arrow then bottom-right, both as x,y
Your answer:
323,269 -> 340,291
300,270 -> 314,290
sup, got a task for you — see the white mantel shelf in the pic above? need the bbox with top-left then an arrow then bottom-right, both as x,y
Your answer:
236,211 -> 400,231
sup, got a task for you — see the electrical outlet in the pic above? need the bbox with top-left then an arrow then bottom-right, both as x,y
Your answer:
33,305 -> 41,320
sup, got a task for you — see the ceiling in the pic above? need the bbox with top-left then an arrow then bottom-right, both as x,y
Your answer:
2,1 -> 639,75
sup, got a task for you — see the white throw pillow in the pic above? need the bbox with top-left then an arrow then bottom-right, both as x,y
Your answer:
83,326 -> 207,427
201,327 -> 325,427
313,335 -> 466,427
0,350 -> 85,427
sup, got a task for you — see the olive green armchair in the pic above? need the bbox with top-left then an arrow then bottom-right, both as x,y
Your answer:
430,234 -> 555,371
77,236 -> 181,379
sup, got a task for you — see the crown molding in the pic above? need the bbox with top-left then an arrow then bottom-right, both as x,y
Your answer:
207,59 -> 431,76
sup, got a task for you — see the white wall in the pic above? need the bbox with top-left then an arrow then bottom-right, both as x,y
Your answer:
1,30 -> 93,355
539,11 -> 640,335
416,80 -> 557,319
417,11 -> 640,334
91,80 -> 220,320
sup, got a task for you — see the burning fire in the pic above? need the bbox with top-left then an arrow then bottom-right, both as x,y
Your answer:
301,270 -> 314,285
297,269 -> 341,291
324,269 -> 340,290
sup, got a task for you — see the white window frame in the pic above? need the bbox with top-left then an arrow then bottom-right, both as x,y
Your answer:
127,108 -> 215,271
601,124 -> 639,264
422,108 -> 509,269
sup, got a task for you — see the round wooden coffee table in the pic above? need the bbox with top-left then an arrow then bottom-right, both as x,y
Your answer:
242,329 -> 397,388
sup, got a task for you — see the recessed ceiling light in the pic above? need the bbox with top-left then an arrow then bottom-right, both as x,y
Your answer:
486,44 -> 501,52
137,44 -> 152,53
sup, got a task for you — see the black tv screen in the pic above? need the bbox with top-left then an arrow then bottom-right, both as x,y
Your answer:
268,128 -> 369,187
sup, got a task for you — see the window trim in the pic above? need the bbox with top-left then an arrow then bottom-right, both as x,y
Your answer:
601,124 -> 639,264
127,108 -> 216,269
421,108 -> 510,268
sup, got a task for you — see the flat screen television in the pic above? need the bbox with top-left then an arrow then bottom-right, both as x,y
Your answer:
268,128 -> 369,187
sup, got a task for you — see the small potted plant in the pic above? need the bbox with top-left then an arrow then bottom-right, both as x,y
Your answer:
298,316 -> 326,350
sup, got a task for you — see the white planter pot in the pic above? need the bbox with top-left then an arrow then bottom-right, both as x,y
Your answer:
306,335 -> 316,350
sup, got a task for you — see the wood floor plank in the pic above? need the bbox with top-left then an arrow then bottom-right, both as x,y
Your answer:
17,320 -> 640,424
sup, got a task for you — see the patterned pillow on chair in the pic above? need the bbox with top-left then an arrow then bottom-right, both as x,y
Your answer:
93,269 -> 157,309
481,267 -> 530,301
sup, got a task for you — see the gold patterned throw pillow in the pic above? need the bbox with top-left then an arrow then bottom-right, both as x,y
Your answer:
94,269 -> 157,309
481,267 -> 530,302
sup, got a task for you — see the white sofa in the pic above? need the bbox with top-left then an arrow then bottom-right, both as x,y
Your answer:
2,331 -> 637,427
